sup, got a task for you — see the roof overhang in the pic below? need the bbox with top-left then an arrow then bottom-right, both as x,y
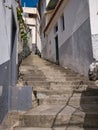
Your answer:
46,0 -> 58,11
44,0 -> 64,33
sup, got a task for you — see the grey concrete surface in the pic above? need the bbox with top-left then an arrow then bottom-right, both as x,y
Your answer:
10,86 -> 32,111
16,55 -> 98,130
59,18 -> 93,76
0,0 -> 18,123
0,85 -> 9,123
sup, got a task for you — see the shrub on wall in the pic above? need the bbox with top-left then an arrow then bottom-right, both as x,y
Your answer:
17,7 -> 31,74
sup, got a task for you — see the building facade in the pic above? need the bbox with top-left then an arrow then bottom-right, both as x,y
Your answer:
0,0 -> 18,122
38,0 -> 98,76
22,7 -> 41,55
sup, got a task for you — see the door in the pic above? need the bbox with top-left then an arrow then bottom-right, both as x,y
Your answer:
55,35 -> 59,64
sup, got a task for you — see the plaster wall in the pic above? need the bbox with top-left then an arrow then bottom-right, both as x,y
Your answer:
0,0 -> 10,65
30,26 -> 36,44
0,0 -> 18,85
44,0 -> 93,75
89,0 -> 98,60
40,0 -> 46,19
25,18 -> 36,25
36,17 -> 41,54
46,0 -> 50,6
0,0 -> 18,122
23,7 -> 41,54
46,29 -> 56,62
23,7 -> 36,25
23,7 -> 37,14
59,19 -> 93,75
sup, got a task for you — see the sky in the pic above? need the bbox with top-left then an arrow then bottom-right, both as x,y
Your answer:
21,0 -> 39,7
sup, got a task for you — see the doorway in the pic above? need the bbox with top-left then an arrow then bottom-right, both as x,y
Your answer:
55,35 -> 59,64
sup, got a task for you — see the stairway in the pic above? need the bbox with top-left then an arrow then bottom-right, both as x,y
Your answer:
15,54 -> 98,130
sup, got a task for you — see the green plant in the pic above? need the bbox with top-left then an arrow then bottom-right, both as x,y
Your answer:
17,7 -> 28,42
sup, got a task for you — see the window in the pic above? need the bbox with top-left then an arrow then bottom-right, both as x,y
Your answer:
29,13 -> 34,18
54,23 -> 58,33
29,28 -> 32,34
61,14 -> 65,31
29,14 -> 36,18
23,13 -> 36,18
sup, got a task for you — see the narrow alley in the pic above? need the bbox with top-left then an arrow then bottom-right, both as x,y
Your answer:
1,0 -> 98,130
14,54 -> 98,130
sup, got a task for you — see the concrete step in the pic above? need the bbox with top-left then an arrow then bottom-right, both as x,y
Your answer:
38,95 -> 98,106
19,105 -> 98,128
37,91 -> 98,105
22,77 -> 89,83
33,87 -> 74,93
38,97 -> 67,105
32,84 -> 89,92
46,79 -> 67,82
14,127 -> 98,130
24,81 -> 86,89
19,69 -> 43,74
34,88 -> 98,98
18,55 -> 98,130
67,111 -> 98,128
25,80 -> 95,87
21,75 -> 46,78
32,99 -> 38,108
20,69 -> 87,81
22,77 -> 46,81
20,72 -> 82,78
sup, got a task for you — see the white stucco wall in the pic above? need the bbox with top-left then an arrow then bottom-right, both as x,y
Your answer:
0,0 -> 18,65
46,0 -> 90,60
23,7 -> 36,26
36,17 -> 41,53
0,0 -> 18,121
29,26 -> 36,44
89,0 -> 98,35
25,18 -> 36,25
23,7 -> 37,45
23,7 -> 41,54
43,0 -> 93,75
0,0 -> 11,65
89,0 -> 98,60
23,7 -> 37,14
46,29 -> 56,62
58,0 -> 89,47
46,0 -> 89,44
46,0 -> 50,6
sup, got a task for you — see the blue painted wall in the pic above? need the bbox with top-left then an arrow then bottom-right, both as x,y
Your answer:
21,0 -> 38,7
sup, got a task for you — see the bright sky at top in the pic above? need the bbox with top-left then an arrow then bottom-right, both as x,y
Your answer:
21,0 -> 39,7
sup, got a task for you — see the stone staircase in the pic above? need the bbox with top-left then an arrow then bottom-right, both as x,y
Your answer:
14,54 -> 98,130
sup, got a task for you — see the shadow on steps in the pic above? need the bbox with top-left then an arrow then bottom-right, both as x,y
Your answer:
50,84 -> 98,130
65,86 -> 98,129
80,87 -> 98,129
